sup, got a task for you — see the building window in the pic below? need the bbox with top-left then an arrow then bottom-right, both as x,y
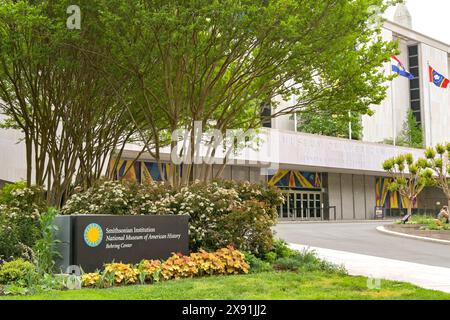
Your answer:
408,45 -> 421,125
260,102 -> 272,128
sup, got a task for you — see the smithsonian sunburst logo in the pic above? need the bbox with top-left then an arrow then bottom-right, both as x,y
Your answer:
83,223 -> 104,247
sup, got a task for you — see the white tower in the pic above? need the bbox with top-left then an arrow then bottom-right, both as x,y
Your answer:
394,3 -> 412,29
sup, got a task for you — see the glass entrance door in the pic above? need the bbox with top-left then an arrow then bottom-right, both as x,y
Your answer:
278,190 -> 322,221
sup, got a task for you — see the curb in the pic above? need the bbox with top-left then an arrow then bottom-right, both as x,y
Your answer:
376,226 -> 450,245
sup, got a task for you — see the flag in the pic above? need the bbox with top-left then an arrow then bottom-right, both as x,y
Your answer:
391,55 -> 414,80
429,65 -> 450,89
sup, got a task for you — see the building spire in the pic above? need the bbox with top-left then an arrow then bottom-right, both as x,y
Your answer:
394,2 -> 413,29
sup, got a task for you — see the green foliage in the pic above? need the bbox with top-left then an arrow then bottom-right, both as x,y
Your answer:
297,111 -> 363,140
4,271 -> 450,300
33,208 -> 61,274
403,215 -> 435,225
383,153 -> 433,214
400,215 -> 450,230
264,252 -> 277,264
271,239 -> 298,259
385,110 -> 424,148
63,180 -> 284,255
0,259 -> 36,286
422,220 -> 450,231
272,257 -> 304,271
424,143 -> 450,205
243,252 -> 273,274
81,247 -> 250,289
0,0 -> 135,206
0,182 -> 46,260
92,0 -> 398,185
273,249 -> 347,274
404,110 -> 424,148
0,181 -> 27,204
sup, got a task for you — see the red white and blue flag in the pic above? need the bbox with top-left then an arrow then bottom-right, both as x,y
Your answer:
391,55 -> 414,80
429,65 -> 450,89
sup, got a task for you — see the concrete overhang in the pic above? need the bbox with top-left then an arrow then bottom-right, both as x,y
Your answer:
118,129 -> 426,177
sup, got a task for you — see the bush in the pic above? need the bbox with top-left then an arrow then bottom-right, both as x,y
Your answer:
161,254 -> 199,280
214,247 -> 250,275
190,250 -> 226,276
137,260 -> 162,283
0,182 -> 47,260
272,257 -> 303,271
103,262 -> 140,285
62,180 -> 138,216
271,239 -> 298,259
81,247 -> 249,288
273,249 -> 346,274
81,272 -> 102,288
0,259 -> 36,285
62,180 -> 284,255
244,252 -> 273,274
33,208 -> 61,274
264,252 -> 277,264
421,219 -> 450,231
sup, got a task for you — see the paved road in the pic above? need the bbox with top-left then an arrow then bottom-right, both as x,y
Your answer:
274,221 -> 450,268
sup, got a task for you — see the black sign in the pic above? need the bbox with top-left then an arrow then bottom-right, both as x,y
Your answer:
59,215 -> 189,272
375,206 -> 385,220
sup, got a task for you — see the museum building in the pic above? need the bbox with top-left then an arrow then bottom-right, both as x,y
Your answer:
0,4 -> 449,221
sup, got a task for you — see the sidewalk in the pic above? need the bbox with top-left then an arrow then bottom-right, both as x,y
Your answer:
290,243 -> 450,293
277,219 -> 396,224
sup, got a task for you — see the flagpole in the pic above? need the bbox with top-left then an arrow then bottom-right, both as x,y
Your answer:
348,111 -> 352,140
428,61 -> 433,148
391,77 -> 396,146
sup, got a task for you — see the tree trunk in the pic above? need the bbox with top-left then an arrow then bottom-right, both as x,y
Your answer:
407,199 -> 413,217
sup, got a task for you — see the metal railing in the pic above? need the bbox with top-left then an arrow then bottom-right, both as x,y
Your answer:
279,206 -> 337,221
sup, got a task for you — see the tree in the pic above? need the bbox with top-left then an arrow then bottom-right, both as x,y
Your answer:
402,110 -> 423,148
424,144 -> 450,207
297,110 -> 363,140
0,0 -> 135,206
382,154 -> 433,218
90,0 -> 400,186
384,110 -> 423,148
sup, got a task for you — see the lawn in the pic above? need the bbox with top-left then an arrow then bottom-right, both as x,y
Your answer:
2,271 -> 449,300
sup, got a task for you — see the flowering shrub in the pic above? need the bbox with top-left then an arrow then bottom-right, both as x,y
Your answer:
137,259 -> 162,283
62,180 -> 283,255
81,272 -> 101,287
214,247 -> 250,274
62,180 -> 138,216
0,182 -> 46,260
161,253 -> 198,280
103,262 -> 140,285
190,250 -> 226,275
80,247 -> 249,288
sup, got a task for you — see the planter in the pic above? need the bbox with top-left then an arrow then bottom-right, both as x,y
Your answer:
385,224 -> 450,241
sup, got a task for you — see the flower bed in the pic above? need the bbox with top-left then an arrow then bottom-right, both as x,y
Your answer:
81,247 -> 249,288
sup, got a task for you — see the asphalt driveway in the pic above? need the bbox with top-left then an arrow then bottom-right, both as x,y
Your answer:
274,221 -> 450,268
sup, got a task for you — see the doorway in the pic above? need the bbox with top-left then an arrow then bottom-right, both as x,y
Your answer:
279,190 -> 322,221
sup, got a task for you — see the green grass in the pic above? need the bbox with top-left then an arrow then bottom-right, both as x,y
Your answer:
2,271 -> 449,300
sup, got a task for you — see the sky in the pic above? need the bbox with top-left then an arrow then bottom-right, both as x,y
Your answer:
384,0 -> 450,44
